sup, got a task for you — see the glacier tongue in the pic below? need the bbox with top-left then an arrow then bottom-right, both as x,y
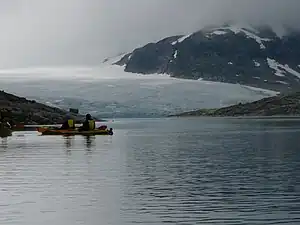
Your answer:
0,65 -> 278,118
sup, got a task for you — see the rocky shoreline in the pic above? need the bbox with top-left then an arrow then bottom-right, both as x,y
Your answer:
170,91 -> 300,117
0,90 -> 97,125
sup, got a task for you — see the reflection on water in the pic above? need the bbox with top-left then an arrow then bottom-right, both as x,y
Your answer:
64,136 -> 74,149
84,135 -> 96,150
63,135 -> 96,151
0,118 -> 300,225
0,138 -> 8,150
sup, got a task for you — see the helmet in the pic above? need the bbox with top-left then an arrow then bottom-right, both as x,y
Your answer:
86,114 -> 92,120
64,113 -> 72,120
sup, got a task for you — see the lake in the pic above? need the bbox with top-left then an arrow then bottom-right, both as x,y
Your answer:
0,117 -> 300,225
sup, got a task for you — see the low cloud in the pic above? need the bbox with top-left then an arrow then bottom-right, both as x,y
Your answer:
0,0 -> 298,68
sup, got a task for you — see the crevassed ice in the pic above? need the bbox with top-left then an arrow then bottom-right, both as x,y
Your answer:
0,64 -> 278,118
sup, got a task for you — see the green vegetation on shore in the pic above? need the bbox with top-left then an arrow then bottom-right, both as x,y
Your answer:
170,92 -> 300,117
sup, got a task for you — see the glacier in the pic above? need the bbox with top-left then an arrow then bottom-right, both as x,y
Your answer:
0,57 -> 278,118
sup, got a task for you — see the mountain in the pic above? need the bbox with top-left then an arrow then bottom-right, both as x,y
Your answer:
114,23 -> 300,93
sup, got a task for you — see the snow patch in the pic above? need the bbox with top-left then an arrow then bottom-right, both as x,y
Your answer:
253,77 -> 260,79
173,50 -> 178,59
298,65 -> 300,68
212,30 -> 227,35
276,81 -> 288,85
236,74 -> 240,77
172,34 -> 192,45
280,64 -> 300,79
216,25 -> 271,49
228,62 -> 233,65
253,61 -> 260,67
177,34 -> 191,43
267,58 -> 286,77
267,58 -> 300,79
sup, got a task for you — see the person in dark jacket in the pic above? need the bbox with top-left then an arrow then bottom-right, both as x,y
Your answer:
78,114 -> 95,131
60,116 -> 75,130
0,111 -> 13,129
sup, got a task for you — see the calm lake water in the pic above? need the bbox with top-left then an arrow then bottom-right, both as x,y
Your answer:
0,117 -> 300,225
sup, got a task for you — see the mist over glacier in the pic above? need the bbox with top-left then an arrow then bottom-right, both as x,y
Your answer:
0,58 -> 278,118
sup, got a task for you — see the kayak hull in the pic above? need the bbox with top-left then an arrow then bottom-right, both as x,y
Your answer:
37,127 -> 113,136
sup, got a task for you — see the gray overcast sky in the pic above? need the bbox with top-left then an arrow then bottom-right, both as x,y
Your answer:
0,0 -> 299,68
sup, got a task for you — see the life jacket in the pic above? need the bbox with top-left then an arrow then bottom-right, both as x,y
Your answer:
88,120 -> 95,130
67,119 -> 75,128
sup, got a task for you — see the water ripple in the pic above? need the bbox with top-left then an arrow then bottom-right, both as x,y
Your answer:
0,118 -> 300,224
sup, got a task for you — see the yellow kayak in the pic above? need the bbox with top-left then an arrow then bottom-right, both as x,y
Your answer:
37,127 -> 113,136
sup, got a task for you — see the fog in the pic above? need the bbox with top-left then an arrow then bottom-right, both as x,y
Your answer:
0,0 -> 299,68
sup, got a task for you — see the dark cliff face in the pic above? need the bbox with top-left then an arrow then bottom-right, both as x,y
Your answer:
114,24 -> 300,92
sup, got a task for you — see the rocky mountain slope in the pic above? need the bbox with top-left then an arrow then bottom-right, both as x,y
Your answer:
114,23 -> 300,92
171,91 -> 300,117
0,90 -> 86,125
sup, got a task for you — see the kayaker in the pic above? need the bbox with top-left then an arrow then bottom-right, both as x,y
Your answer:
0,121 -> 12,129
60,116 -> 75,130
78,114 -> 95,131
0,111 -> 13,129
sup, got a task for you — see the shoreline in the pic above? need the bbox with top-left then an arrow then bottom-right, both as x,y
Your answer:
168,91 -> 300,118
11,115 -> 300,132
169,115 -> 300,119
